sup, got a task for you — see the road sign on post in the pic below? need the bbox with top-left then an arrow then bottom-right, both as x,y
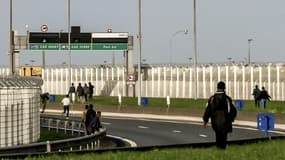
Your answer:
257,113 -> 274,137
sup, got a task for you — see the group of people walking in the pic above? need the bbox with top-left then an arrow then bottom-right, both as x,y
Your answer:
252,85 -> 271,109
82,104 -> 102,135
68,82 -> 94,104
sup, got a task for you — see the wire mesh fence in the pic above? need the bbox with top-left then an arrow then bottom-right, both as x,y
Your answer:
0,76 -> 42,147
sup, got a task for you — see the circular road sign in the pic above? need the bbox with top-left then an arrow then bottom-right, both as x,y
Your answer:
41,24 -> 48,32
128,74 -> 135,81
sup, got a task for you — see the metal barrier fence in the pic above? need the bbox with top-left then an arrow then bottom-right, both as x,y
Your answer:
0,114 -> 106,155
1,63 -> 285,100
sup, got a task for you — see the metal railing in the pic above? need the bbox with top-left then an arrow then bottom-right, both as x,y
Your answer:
0,114 -> 106,155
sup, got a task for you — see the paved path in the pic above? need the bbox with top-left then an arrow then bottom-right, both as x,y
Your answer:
44,103 -> 285,131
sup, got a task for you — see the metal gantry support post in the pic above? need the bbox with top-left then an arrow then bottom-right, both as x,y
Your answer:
137,0 -> 142,105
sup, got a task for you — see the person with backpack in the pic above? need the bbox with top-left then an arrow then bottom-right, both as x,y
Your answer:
203,81 -> 237,149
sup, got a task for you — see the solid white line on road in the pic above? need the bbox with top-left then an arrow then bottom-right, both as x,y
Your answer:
107,135 -> 137,147
199,134 -> 208,138
172,130 -> 182,133
138,125 -> 149,129
102,122 -> 111,125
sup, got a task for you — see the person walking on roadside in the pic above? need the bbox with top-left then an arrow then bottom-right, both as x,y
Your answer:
85,104 -> 96,135
83,83 -> 89,102
82,104 -> 89,134
94,111 -> 103,132
40,92 -> 49,113
76,83 -> 84,103
259,86 -> 271,109
252,85 -> 261,108
61,94 -> 71,118
203,81 -> 237,149
88,82 -> 94,101
68,83 -> 76,104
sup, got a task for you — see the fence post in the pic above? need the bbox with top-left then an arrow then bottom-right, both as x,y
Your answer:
46,141 -> 51,153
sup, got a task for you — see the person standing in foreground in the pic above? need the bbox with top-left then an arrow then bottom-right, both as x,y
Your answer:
61,95 -> 71,118
203,81 -> 237,149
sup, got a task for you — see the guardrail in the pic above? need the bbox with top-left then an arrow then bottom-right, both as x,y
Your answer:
0,114 -> 106,156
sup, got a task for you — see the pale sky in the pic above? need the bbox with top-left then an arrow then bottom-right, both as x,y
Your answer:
1,0 -> 285,66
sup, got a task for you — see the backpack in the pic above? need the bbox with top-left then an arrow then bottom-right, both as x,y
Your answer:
208,93 -> 237,132
210,93 -> 237,122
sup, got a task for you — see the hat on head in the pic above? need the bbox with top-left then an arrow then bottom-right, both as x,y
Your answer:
217,81 -> 225,90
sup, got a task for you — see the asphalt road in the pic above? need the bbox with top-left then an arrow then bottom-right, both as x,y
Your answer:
102,116 -> 284,147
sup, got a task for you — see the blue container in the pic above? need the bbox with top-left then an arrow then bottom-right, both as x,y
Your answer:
257,113 -> 274,131
50,95 -> 56,103
141,97 -> 149,107
235,100 -> 244,110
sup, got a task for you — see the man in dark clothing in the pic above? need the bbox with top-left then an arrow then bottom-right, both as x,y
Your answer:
203,81 -> 237,149
259,86 -> 271,109
68,83 -> 76,104
40,92 -> 49,113
76,83 -> 84,103
252,85 -> 261,108
88,82 -> 94,100
85,104 -> 96,135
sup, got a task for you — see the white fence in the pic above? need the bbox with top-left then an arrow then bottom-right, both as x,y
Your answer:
1,63 -> 285,101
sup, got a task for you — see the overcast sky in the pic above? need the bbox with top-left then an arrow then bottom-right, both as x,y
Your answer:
1,0 -> 285,66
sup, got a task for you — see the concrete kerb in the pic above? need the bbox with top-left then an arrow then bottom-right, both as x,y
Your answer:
44,109 -> 285,131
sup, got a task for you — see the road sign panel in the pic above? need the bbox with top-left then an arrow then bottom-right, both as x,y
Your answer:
29,43 -> 128,51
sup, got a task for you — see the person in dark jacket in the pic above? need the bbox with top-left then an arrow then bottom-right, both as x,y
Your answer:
76,83 -> 84,103
40,92 -> 49,113
252,85 -> 261,108
85,104 -> 96,135
259,86 -> 271,109
203,81 -> 237,149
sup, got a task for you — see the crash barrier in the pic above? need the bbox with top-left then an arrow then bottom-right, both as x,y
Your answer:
0,115 -> 106,156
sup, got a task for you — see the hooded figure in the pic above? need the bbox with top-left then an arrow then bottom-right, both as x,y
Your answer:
203,81 -> 237,149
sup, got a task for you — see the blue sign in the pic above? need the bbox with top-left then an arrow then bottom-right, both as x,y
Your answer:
235,100 -> 244,110
257,113 -> 274,137
141,97 -> 149,107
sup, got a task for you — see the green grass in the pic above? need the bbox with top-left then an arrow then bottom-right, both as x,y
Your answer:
26,139 -> 285,160
52,95 -> 285,114
39,128 -> 76,142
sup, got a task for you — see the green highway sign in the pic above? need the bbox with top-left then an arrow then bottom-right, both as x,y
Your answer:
29,43 -> 128,51
93,43 -> 128,50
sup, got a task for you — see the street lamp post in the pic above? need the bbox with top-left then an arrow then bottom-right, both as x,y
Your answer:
248,39 -> 253,65
193,0 -> 198,100
68,0 -> 72,87
9,0 -> 15,75
169,29 -> 188,65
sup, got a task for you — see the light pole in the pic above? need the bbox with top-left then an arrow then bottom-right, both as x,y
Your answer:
248,38 -> 253,65
137,0 -> 142,106
193,0 -> 198,100
68,0 -> 72,87
169,29 -> 188,65
9,0 -> 15,75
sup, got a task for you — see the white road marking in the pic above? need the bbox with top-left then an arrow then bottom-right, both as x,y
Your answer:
102,122 -> 111,125
172,130 -> 182,133
138,125 -> 149,129
107,135 -> 137,147
199,134 -> 208,137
